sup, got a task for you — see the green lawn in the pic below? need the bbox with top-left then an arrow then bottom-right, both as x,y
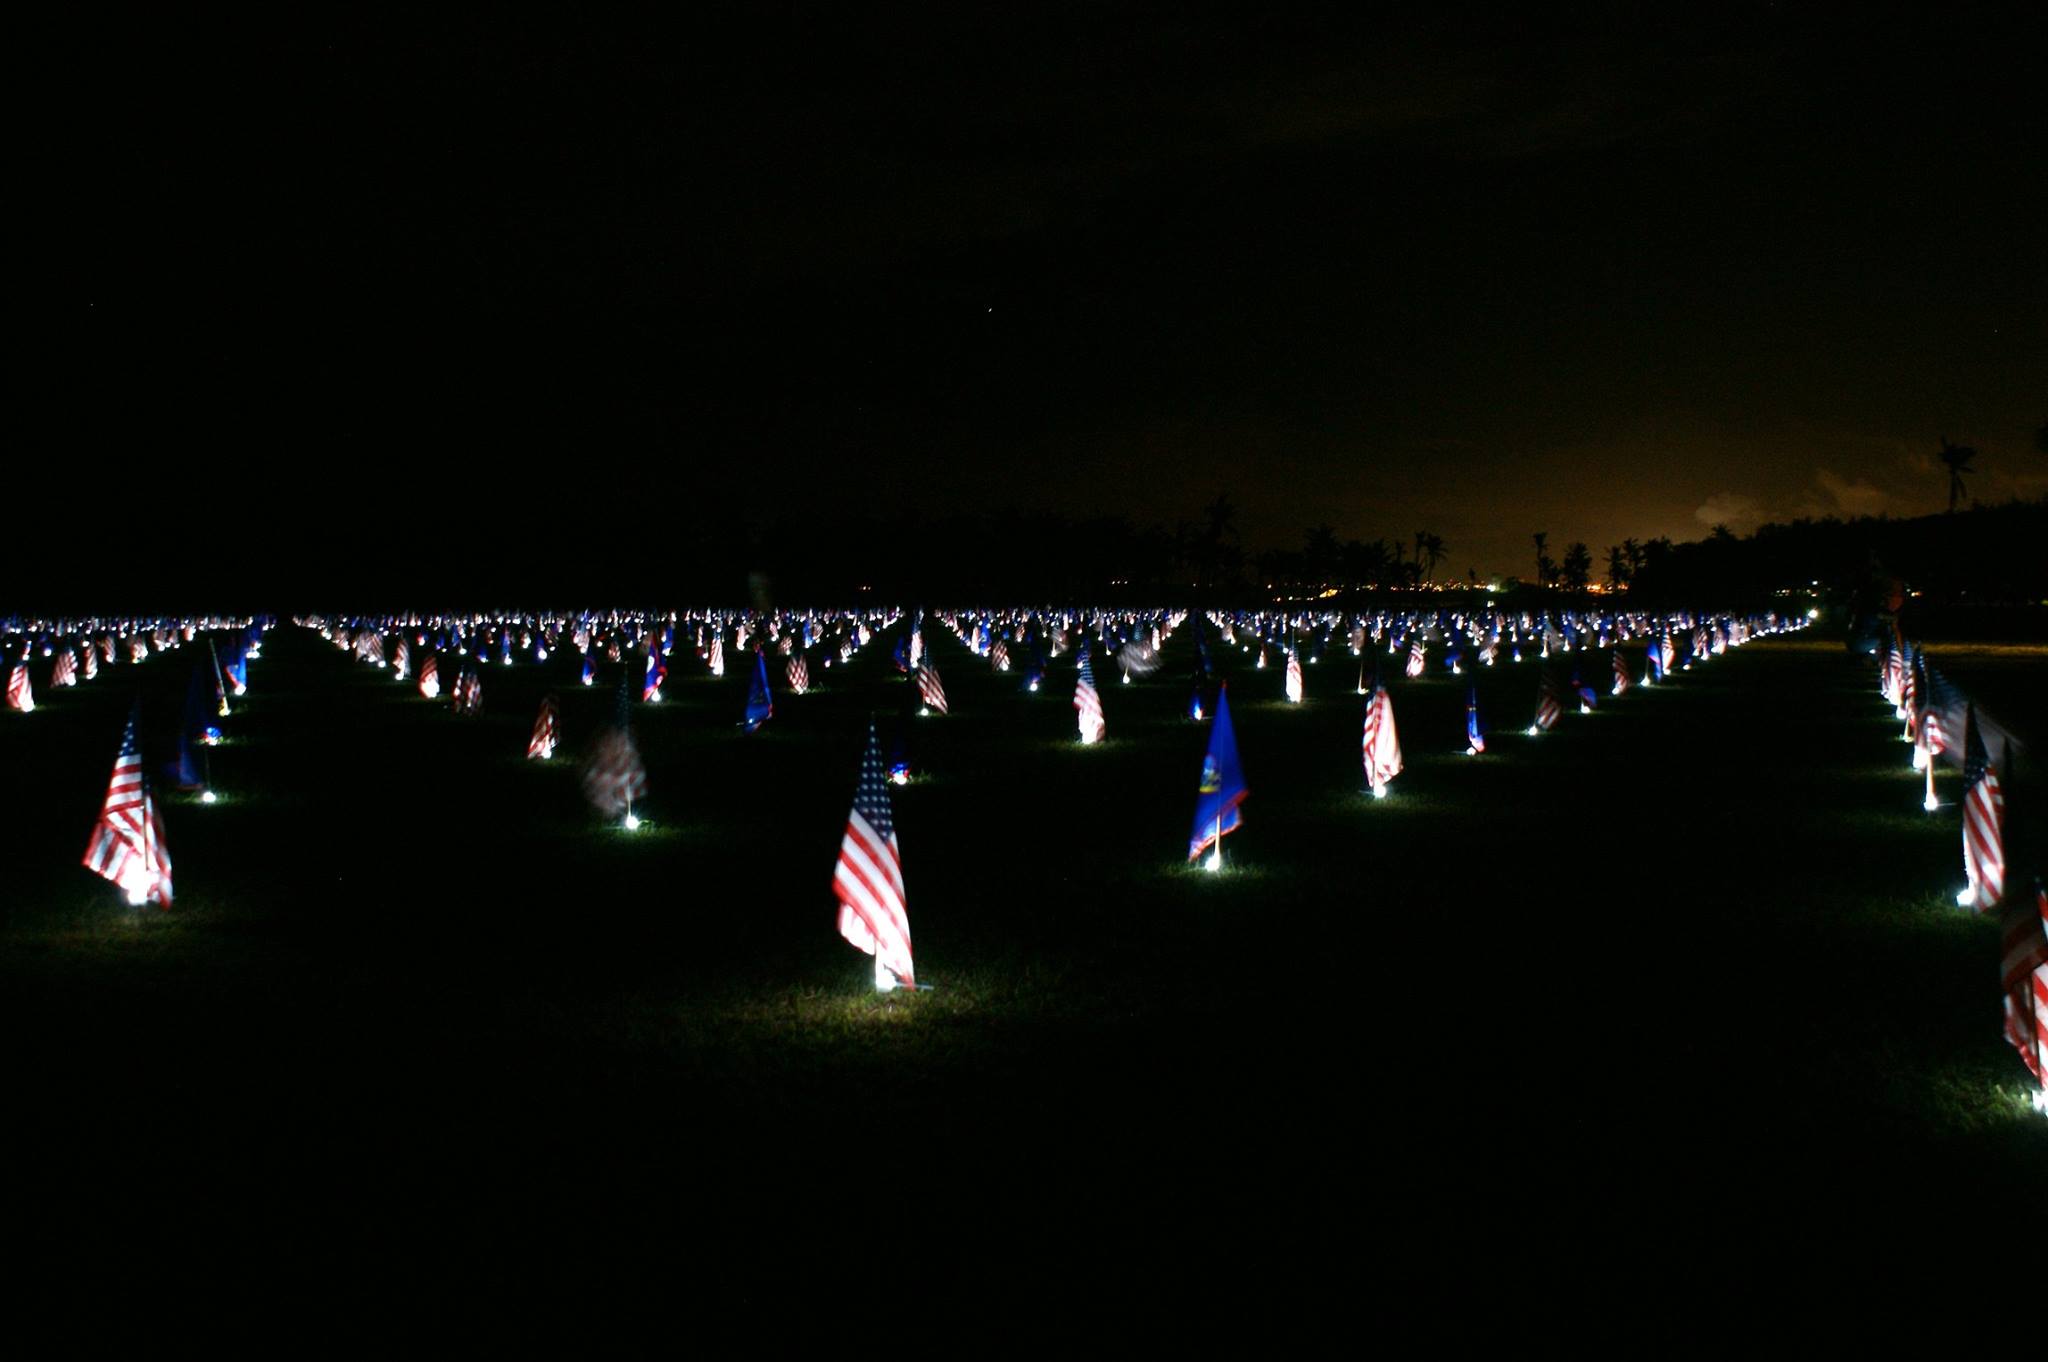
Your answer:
4,618 -> 2042,1327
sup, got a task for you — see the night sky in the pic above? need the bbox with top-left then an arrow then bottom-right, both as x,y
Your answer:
22,6 -> 2046,601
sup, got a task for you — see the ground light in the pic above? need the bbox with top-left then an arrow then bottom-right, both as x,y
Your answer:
1371,783 -> 1387,798
2033,1089 -> 2048,1118
1955,885 -> 1976,909
1924,793 -> 1940,813
1526,725 -> 1540,736
623,813 -> 641,831
1204,849 -> 1222,873
201,790 -> 217,804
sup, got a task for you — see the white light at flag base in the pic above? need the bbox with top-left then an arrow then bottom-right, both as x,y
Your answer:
1526,725 -> 1540,736
624,812 -> 641,831
1372,783 -> 1387,799
1204,847 -> 1222,873
1957,885 -> 1976,909
201,790 -> 217,804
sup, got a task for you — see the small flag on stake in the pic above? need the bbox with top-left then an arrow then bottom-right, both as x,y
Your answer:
1189,685 -> 1247,869
834,721 -> 915,991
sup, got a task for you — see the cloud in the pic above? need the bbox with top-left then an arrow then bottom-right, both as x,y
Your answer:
1694,492 -> 1764,532
1809,468 -> 1891,518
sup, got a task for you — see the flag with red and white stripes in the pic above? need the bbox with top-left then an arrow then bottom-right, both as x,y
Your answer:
917,660 -> 948,715
2001,883 -> 2048,1088
418,654 -> 441,700
6,655 -> 33,712
50,649 -> 77,688
834,722 -> 915,991
82,706 -> 172,907
1532,670 -> 1563,732
527,694 -> 559,759
1074,647 -> 1105,744
1362,682 -> 1401,794
1611,648 -> 1630,697
1286,648 -> 1306,702
1961,705 -> 2005,911
787,651 -> 810,695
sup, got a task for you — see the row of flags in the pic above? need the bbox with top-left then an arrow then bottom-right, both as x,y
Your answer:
1872,633 -> 2045,1107
60,619 -> 272,909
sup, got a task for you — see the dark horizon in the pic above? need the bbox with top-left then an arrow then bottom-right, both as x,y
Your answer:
18,7 -> 2045,603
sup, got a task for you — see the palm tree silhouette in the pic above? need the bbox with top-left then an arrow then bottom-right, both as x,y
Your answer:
1413,531 -> 1446,583
1938,436 -> 1977,512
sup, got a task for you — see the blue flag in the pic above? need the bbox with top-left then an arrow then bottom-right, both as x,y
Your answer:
168,661 -> 211,789
1189,684 -> 1248,862
744,648 -> 774,732
642,647 -> 666,701
1466,684 -> 1486,754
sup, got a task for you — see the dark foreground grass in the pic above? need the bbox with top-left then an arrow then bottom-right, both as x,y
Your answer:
3,622 -> 2044,1334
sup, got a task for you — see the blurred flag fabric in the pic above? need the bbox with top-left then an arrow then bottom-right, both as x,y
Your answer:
1611,649 -> 1630,697
1285,647 -> 1305,702
1074,645 -> 1105,744
1532,669 -> 1563,732
584,675 -> 648,820
1960,704 -> 2005,911
1466,684 -> 1486,754
1189,684 -> 1247,862
834,721 -> 915,991
7,651 -> 33,712
1362,680 -> 1401,795
642,646 -> 666,702
83,704 -> 172,907
418,654 -> 441,700
787,650 -> 810,695
528,694 -> 559,760
1572,667 -> 1598,712
2001,883 -> 2048,1089
745,648 -> 774,732
169,659 -> 213,789
917,659 -> 948,715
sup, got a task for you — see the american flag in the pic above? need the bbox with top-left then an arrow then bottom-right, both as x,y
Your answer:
584,681 -> 648,820
834,722 -> 915,991
527,694 -> 559,759
1074,646 -> 1104,744
991,639 -> 1010,672
418,654 -> 441,699
82,707 -> 172,907
1465,685 -> 1486,754
51,649 -> 77,688
83,645 -> 99,680
1285,647 -> 1306,702
787,651 -> 810,695
917,659 -> 948,715
1960,705 -> 2004,911
1361,682 -> 1401,794
452,667 -> 482,716
7,655 -> 33,712
2002,883 -> 2048,1089
1531,670 -> 1563,732
1611,648 -> 1630,697
392,638 -> 410,681
1404,636 -> 1425,679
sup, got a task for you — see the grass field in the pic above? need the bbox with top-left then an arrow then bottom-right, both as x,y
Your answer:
4,618 -> 2044,1332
